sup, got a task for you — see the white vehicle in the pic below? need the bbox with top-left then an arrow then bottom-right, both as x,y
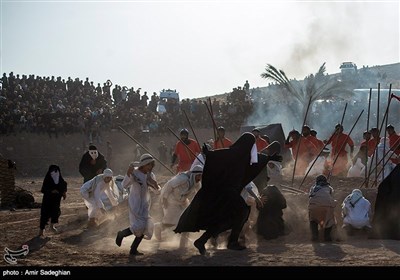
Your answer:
157,89 -> 180,114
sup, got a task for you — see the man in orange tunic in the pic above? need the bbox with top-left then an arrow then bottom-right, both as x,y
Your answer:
252,128 -> 269,152
360,131 -> 376,157
285,129 -> 319,176
171,129 -> 201,174
325,124 -> 354,176
214,126 -> 233,150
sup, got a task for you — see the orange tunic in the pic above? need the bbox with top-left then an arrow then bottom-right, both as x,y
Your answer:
285,137 -> 319,175
360,140 -> 376,157
214,138 -> 233,150
326,133 -> 354,176
368,137 -> 380,153
255,137 -> 269,152
312,136 -> 325,151
174,138 -> 201,173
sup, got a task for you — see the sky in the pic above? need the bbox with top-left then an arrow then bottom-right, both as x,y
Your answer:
1,0 -> 399,100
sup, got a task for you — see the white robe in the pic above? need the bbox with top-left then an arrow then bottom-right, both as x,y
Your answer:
190,153 -> 205,169
160,172 -> 200,226
342,197 -> 371,229
367,138 -> 397,182
80,175 -> 118,219
241,182 -> 259,226
122,170 -> 154,239
347,158 -> 365,178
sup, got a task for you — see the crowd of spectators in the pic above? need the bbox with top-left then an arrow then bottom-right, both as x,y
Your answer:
2,70 -> 398,146
0,72 -> 253,143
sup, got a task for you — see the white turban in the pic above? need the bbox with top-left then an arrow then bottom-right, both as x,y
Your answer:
103,168 -> 113,178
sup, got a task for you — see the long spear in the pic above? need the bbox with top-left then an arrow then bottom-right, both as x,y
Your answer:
204,101 -> 218,143
280,184 -> 307,194
368,85 -> 393,186
182,109 -> 202,151
381,84 -> 392,181
374,83 -> 381,184
118,126 -> 175,175
340,103 -> 348,126
327,110 -> 364,180
365,88 -> 372,188
208,97 -> 226,148
291,96 -> 312,187
366,85 -> 393,187
298,133 -> 333,190
360,145 -> 397,189
298,102 -> 349,190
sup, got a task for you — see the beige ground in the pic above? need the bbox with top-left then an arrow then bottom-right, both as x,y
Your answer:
1,175 -> 400,268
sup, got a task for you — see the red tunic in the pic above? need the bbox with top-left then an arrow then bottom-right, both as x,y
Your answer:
214,137 -> 233,150
174,138 -> 201,173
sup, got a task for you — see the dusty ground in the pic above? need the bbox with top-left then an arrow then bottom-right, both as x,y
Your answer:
1,174 -> 400,271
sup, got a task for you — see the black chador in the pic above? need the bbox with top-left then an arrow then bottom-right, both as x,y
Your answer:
175,133 -> 280,254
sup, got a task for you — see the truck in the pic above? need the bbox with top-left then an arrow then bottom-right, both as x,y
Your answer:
156,89 -> 180,114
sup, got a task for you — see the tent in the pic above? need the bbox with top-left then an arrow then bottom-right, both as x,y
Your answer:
240,123 -> 291,165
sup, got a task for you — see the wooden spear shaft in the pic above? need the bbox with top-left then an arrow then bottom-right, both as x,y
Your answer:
365,88 -> 372,188
360,144 -> 397,189
204,101 -> 218,144
375,83 -> 380,184
298,101 -> 347,190
183,109 -> 202,151
327,110 -> 364,181
368,85 -> 393,186
118,126 -> 175,175
340,102 -> 348,126
291,96 -> 312,187
167,127 -> 204,166
381,84 -> 392,180
298,132 -> 334,190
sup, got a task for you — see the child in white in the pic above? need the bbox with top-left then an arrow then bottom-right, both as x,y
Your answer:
115,154 -> 160,255
155,165 -> 203,247
80,168 -> 118,227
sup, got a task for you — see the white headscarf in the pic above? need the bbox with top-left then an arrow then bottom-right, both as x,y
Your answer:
179,165 -> 203,197
188,165 -> 203,189
50,170 -> 60,185
103,168 -> 113,178
343,189 -> 363,208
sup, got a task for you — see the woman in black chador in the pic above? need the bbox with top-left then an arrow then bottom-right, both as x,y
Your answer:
175,132 -> 281,255
38,165 -> 67,237
256,185 -> 287,240
370,164 -> 400,240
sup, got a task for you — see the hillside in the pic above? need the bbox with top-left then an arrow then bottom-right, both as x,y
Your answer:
201,62 -> 400,102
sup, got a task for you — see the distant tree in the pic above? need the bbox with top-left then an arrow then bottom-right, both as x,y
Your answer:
260,63 -> 354,125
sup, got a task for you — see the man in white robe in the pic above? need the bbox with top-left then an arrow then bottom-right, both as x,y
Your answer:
154,165 -> 203,248
342,189 -> 372,235
80,168 -> 118,228
115,154 -> 160,255
239,181 -> 260,244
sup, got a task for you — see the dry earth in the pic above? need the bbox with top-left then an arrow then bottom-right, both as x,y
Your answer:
1,174 -> 400,275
